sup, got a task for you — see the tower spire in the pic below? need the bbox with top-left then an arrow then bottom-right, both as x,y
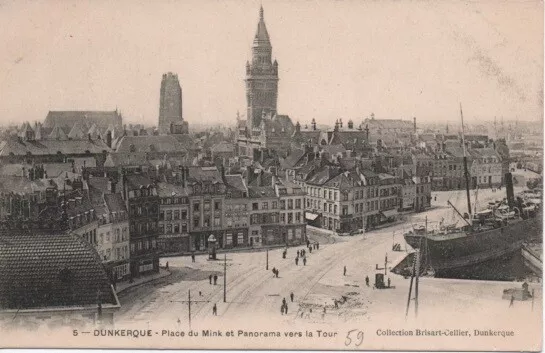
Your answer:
259,5 -> 264,20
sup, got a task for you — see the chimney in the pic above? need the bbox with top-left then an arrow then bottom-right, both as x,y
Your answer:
348,120 -> 354,129
413,117 -> 417,133
106,130 -> 112,148
88,133 -> 92,141
311,118 -> 316,131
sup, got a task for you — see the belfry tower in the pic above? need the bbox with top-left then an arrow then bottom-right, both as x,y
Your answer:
245,6 -> 279,129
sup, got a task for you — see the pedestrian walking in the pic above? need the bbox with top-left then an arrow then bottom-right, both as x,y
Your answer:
213,274 -> 218,285
306,240 -> 310,247
387,277 -> 391,288
303,257 -> 307,266
343,266 -> 347,276
317,242 -> 319,250
509,295 -> 515,307
166,261 -> 169,270
199,291 -> 202,296
284,303 -> 288,314
209,274 -> 212,284
280,304 -> 285,315
192,252 -> 196,263
212,304 -> 217,316
290,292 -> 294,302
282,297 -> 287,306
365,276 -> 370,286
309,247 -> 312,254
297,250 -> 300,257
295,257 -> 299,266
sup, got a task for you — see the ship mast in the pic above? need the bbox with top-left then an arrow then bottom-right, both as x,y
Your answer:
459,103 -> 472,218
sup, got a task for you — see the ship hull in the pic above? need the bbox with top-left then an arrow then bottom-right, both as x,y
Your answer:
403,216 -> 541,271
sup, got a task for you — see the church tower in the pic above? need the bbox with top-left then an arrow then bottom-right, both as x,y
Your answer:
245,6 -> 279,129
158,72 -> 187,134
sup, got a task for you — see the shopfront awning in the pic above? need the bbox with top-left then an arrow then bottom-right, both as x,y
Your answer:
381,209 -> 398,219
305,212 -> 319,221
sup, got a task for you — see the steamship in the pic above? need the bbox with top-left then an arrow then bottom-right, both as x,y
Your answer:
403,105 -> 542,273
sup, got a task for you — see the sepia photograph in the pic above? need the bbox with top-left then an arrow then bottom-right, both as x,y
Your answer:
0,0 -> 542,351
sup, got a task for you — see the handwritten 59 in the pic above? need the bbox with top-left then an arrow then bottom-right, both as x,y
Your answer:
345,329 -> 364,347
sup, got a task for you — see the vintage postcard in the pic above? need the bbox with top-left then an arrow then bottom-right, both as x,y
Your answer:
0,0 -> 542,351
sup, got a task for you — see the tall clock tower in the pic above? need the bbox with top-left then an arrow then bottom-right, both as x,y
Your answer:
245,6 -> 279,129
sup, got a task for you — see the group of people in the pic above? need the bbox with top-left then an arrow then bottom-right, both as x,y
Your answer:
209,274 -> 218,285
272,267 -> 280,278
280,293 -> 295,315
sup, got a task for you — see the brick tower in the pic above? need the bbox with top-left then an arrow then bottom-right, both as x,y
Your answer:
245,6 -> 279,129
158,72 -> 187,134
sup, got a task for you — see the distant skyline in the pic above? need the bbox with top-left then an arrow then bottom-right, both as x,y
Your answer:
0,0 -> 542,127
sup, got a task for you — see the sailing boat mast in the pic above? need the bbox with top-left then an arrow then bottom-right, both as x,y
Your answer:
459,103 -> 472,217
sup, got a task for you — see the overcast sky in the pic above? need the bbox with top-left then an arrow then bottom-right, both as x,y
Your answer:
0,0 -> 542,127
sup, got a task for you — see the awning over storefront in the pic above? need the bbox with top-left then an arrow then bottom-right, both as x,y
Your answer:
305,212 -> 319,221
381,209 -> 398,219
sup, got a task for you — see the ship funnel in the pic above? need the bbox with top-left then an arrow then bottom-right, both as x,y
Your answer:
504,172 -> 515,209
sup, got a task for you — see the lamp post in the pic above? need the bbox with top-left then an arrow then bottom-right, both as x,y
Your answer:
266,248 -> 269,270
223,254 -> 227,303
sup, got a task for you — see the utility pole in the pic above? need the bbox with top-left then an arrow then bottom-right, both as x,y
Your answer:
266,248 -> 269,270
384,253 -> 388,276
223,253 -> 227,303
188,289 -> 191,329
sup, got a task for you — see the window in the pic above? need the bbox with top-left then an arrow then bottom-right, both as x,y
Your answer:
280,200 -> 286,209
342,206 -> 348,215
173,210 -> 180,220
203,216 -> 210,227
296,212 -> 301,222
193,203 -> 200,212
166,210 -> 172,221
181,210 -> 187,220
237,233 -> 244,245
280,213 -> 285,223
272,201 -> 277,209
159,224 -> 164,234
193,217 -> 200,227
166,224 -> 172,233
130,243 -> 135,254
226,234 -> 233,245
252,203 -> 259,210
214,217 -> 221,226
343,193 -> 348,201
204,202 -> 211,211
262,202 -> 268,210
295,199 -> 301,209
251,214 -> 259,225
288,199 -> 293,209
214,201 -> 221,210
174,224 -> 180,233
288,213 -> 293,224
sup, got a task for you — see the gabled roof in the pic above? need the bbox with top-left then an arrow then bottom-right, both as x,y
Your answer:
67,121 -> 87,139
210,141 -> 235,153
0,138 -> 111,156
114,135 -> 188,153
224,174 -> 248,195
156,182 -> 189,198
306,165 -> 341,185
248,185 -> 276,198
48,124 -> 68,141
125,174 -> 154,189
280,148 -> 306,169
187,166 -> 224,184
0,230 -> 118,310
44,110 -> 122,130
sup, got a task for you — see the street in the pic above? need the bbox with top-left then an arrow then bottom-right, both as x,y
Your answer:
116,187 -> 541,336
